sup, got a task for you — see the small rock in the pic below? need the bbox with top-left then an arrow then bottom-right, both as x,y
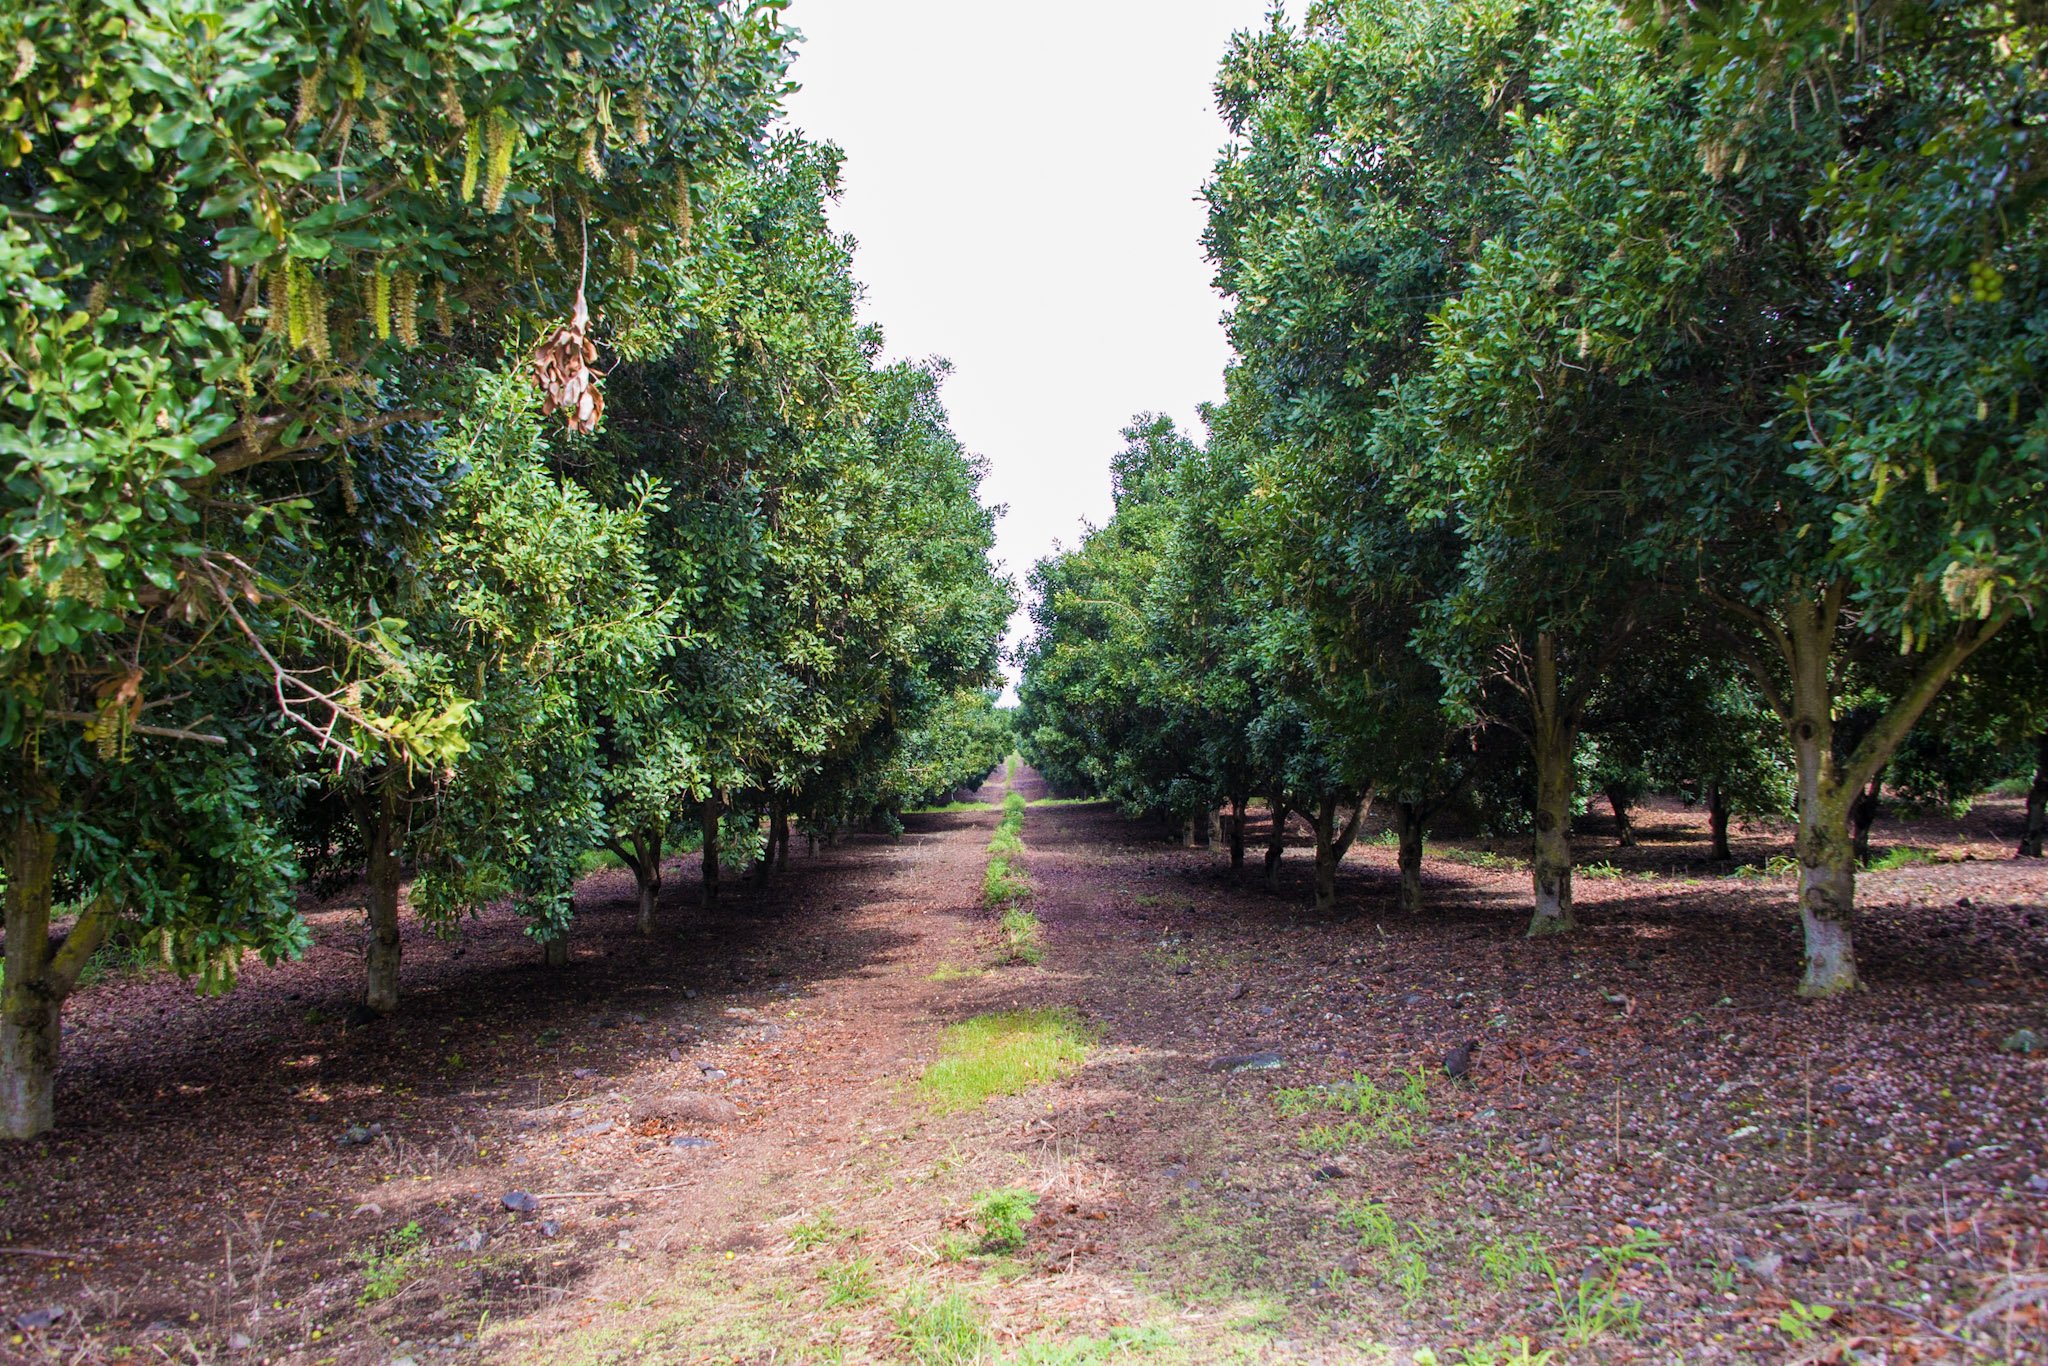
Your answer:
682,987 -> 699,999
1173,963 -> 1193,977
2001,1028 -> 2041,1055
502,1190 -> 541,1214
1207,1051 -> 1284,1073
461,1230 -> 487,1252
630,1091 -> 741,1125
697,1065 -> 728,1081
669,1135 -> 714,1149
753,1023 -> 785,1042
572,1119 -> 616,1137
540,1220 -> 561,1238
1336,1253 -> 1365,1276
1225,983 -> 1249,1001
1313,1163 -> 1347,1180
12,1308 -> 64,1331
1401,993 -> 1426,1006
1738,1251 -> 1783,1283
1532,1135 -> 1554,1157
339,1122 -> 384,1146
572,1067 -> 598,1079
228,1332 -> 254,1351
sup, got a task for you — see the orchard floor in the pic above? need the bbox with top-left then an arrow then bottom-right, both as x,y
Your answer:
3,772 -> 2046,1365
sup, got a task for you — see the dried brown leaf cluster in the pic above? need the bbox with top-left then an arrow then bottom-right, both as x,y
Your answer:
531,286 -> 602,433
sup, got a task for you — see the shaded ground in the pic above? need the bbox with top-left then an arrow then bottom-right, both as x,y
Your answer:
2,775 -> 2043,1364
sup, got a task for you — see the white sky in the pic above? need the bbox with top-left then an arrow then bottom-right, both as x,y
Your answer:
779,1 -> 1288,695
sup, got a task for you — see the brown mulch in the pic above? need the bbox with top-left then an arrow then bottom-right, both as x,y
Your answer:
1,780 -> 2042,1364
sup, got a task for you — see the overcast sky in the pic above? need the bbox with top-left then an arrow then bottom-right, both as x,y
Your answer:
779,1 -> 1287,693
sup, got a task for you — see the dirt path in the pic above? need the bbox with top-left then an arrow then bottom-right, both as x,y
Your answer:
3,771 -> 2045,1364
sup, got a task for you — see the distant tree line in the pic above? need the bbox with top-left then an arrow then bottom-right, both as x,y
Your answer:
0,0 -> 1011,1139
1017,0 -> 2046,996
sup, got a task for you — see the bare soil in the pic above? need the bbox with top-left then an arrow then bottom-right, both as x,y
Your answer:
2,773 -> 2043,1365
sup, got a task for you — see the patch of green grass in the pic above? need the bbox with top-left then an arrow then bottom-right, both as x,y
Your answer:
983,856 -> 1031,907
1866,845 -> 1941,871
920,1008 -> 1092,1114
1474,1232 -> 1554,1290
1337,1201 -> 1432,1301
1435,846 -> 1527,872
354,1220 -> 426,1304
1026,796 -> 1104,808
973,1187 -> 1039,1252
911,799 -> 1000,815
929,963 -> 986,983
1275,1068 -> 1430,1149
895,1289 -> 991,1366
821,1255 -> 878,1307
1727,853 -> 1798,878
1003,790 -> 1027,819
1006,1325 -> 1176,1364
989,826 -> 1025,858
1000,906 -> 1044,965
1577,861 -> 1626,880
788,1210 -> 847,1251
576,846 -> 627,875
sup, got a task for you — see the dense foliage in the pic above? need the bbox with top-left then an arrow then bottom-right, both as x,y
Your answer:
1019,0 -> 2046,996
1,0 -> 1008,1139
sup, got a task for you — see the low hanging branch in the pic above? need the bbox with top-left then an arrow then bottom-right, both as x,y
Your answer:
531,222 -> 604,433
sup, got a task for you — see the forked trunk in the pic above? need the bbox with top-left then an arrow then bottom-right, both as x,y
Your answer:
2,781 -> 109,1141
700,798 -> 721,909
1396,800 -> 1425,916
359,781 -> 403,1016
1525,633 -> 1578,937
1706,782 -> 1733,862
1607,788 -> 1636,847
1228,795 -> 1247,873
1311,793 -> 1367,913
2022,734 -> 2047,859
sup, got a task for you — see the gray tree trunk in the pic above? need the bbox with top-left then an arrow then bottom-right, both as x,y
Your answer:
1228,796 -> 1247,873
1263,795 -> 1289,891
1707,782 -> 1733,861
1786,602 -> 1859,996
1311,794 -> 1367,912
1607,788 -> 1636,847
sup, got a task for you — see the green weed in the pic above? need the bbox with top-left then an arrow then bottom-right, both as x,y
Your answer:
1777,1299 -> 1836,1342
973,1187 -> 1039,1252
1337,1201 -> 1431,1301
1578,861 -> 1626,880
789,1210 -> 846,1251
920,1008 -> 1092,1113
1275,1068 -> 1430,1149
1000,906 -> 1044,964
1550,1270 -> 1643,1346
895,1289 -> 991,1366
1866,846 -> 1940,871
1007,1324 -> 1175,1363
821,1255 -> 878,1307
1003,790 -> 1027,819
1436,847 -> 1526,872
1474,1232 -> 1554,1290
355,1220 -> 425,1305
929,963 -> 986,983
983,856 -> 1031,907
1451,1338 -> 1556,1366
988,826 -> 1025,858
1728,854 -> 1798,879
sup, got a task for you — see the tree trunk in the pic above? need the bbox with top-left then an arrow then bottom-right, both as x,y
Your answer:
756,800 -> 779,885
542,926 -> 569,968
1396,800 -> 1425,916
1850,769 -> 1884,864
631,831 -> 661,936
359,780 -> 403,1016
1786,601 -> 1859,997
1263,793 -> 1289,892
2,780 -> 109,1140
1707,782 -> 1733,862
774,805 -> 791,870
1607,787 -> 1636,847
2021,733 -> 2047,859
700,798 -> 721,909
1311,793 -> 1367,913
1527,635 -> 1578,937
1181,817 -> 1195,849
1198,805 -> 1216,849
1228,795 -> 1247,874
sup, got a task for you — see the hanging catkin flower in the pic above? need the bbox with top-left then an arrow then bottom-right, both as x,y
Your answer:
434,276 -> 453,337
461,122 -> 481,203
674,169 -> 693,247
439,78 -> 466,128
393,272 -> 420,347
482,109 -> 515,212
633,83 -> 651,146
371,270 -> 392,340
294,67 -> 323,126
530,228 -> 603,433
581,129 -> 605,182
